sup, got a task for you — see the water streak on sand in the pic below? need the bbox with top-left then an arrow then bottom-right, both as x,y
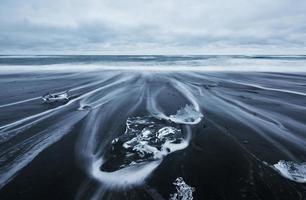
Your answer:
0,69 -> 306,199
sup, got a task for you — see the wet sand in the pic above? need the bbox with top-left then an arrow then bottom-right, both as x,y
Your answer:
0,70 -> 306,200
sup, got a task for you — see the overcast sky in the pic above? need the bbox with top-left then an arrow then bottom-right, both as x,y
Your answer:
1,0 -> 306,54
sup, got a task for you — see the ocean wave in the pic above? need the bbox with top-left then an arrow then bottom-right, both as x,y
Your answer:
0,55 -> 306,72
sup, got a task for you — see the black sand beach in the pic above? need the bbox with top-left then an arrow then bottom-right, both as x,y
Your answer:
0,56 -> 306,200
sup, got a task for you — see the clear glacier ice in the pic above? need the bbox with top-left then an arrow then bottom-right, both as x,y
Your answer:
42,90 -> 69,103
170,177 -> 195,200
169,104 -> 203,125
273,160 -> 306,183
101,116 -> 188,172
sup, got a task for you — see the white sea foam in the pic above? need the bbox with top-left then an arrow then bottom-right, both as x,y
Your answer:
0,112 -> 87,189
273,160 -> 306,183
2,67 -> 306,199
1,55 -> 306,72
91,158 -> 162,188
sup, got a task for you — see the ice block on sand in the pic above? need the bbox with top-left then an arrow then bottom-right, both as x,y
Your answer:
273,160 -> 306,183
42,90 -> 69,103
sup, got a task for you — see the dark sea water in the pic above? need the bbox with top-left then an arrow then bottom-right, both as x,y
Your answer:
0,55 -> 306,200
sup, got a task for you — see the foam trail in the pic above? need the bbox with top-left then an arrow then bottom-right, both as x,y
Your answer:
74,74 -> 198,200
76,84 -> 151,189
91,158 -> 162,188
0,74 -> 130,139
0,75 -> 116,109
233,81 -> 306,96
146,78 -> 203,125
1,68 -> 306,199
168,80 -> 203,124
0,72 -> 129,190
198,87 -> 301,160
0,97 -> 40,109
0,111 -> 87,189
204,74 -> 306,97
211,90 -> 306,149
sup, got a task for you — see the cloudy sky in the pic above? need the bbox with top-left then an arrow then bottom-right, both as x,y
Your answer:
1,0 -> 306,54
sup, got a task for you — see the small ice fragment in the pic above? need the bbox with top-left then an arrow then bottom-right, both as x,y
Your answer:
42,90 -> 69,103
170,177 -> 195,200
111,138 -> 119,144
169,105 -> 203,125
273,160 -> 306,183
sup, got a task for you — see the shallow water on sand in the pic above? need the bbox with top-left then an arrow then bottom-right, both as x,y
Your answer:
0,66 -> 306,199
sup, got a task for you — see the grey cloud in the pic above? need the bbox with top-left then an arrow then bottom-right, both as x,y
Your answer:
0,0 -> 306,54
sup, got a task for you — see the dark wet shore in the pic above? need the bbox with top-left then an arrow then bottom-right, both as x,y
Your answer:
0,70 -> 306,200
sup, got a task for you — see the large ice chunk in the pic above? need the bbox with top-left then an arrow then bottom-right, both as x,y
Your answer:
273,160 -> 306,183
170,177 -> 195,200
101,116 -> 188,172
169,105 -> 203,125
